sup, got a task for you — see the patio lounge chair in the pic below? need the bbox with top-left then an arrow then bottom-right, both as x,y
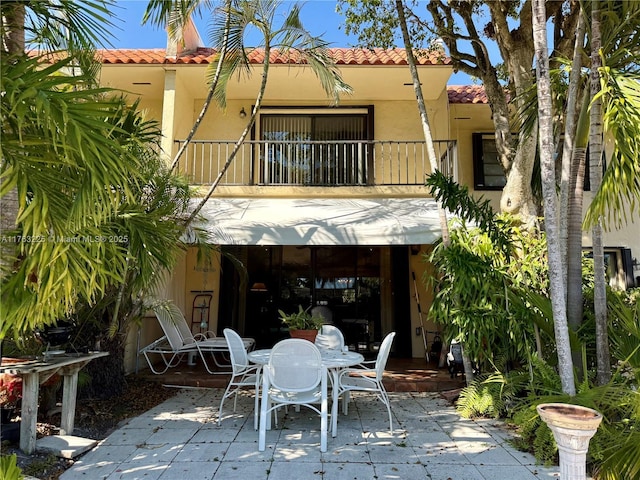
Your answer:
140,303 -> 255,374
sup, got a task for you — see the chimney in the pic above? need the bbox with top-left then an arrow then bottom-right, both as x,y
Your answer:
166,17 -> 204,59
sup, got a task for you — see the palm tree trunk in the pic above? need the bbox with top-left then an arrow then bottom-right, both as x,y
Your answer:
169,0 -> 232,173
532,0 -> 575,396
589,0 -> 611,385
563,13 -> 588,377
186,43 -> 272,225
567,93 -> 590,374
395,0 -> 450,247
560,12 -> 586,285
396,0 -> 465,382
1,2 -> 25,282
2,2 -> 26,54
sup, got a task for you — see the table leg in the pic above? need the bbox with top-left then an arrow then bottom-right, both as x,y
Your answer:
331,369 -> 339,437
60,371 -> 79,435
320,368 -> 327,452
19,373 -> 39,454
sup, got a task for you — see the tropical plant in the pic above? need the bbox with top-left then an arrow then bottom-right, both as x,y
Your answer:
278,305 -> 324,331
0,0 -> 194,346
426,173 -> 547,371
1,0 -> 119,276
0,54 -> 153,336
62,117 -> 193,398
455,286 -> 640,479
0,454 -> 23,480
517,0 -> 640,386
456,361 -> 531,419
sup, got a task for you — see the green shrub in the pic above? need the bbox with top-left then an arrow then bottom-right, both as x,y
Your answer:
0,454 -> 24,480
509,404 -> 558,467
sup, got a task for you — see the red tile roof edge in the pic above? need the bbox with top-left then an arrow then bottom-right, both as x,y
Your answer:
96,47 -> 452,66
447,85 -> 489,104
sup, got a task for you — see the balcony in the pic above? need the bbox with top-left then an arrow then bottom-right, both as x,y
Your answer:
173,140 -> 457,187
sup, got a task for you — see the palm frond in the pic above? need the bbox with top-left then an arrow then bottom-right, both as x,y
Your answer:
143,0 -> 213,36
25,0 -> 117,49
595,431 -> 640,480
584,68 -> 640,229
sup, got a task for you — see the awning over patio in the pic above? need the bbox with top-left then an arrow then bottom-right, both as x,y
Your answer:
191,197 -> 445,246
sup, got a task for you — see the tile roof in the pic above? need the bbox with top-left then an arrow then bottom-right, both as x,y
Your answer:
447,85 -> 489,104
97,47 -> 451,66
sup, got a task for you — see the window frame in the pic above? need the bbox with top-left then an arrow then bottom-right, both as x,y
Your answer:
472,132 -> 506,191
254,106 -> 375,186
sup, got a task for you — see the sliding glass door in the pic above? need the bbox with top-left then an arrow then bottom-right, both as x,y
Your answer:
260,113 -> 369,185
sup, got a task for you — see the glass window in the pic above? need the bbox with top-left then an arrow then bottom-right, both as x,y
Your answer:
472,132 -> 506,190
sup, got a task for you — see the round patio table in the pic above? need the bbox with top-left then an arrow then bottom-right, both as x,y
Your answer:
248,347 -> 364,437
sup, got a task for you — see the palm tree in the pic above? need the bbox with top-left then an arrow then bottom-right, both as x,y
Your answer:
71,118 -> 193,397
559,0 -> 640,385
561,13 -> 587,374
1,0 -> 118,280
183,0 -> 351,224
516,0 -> 640,386
1,1 -> 194,340
394,0 -> 450,248
582,0 -> 640,385
143,0 -> 233,172
532,0 -> 576,395
587,0 -> 611,386
0,55 -> 191,337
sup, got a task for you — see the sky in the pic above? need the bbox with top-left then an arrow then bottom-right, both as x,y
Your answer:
108,0 -> 474,84
109,1 -> 356,49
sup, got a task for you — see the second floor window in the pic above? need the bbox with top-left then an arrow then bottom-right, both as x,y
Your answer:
260,109 -> 371,185
473,133 -> 596,191
472,132 -> 506,190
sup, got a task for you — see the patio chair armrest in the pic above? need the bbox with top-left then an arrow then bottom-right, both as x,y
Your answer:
354,359 -> 375,369
337,367 -> 375,382
139,335 -> 169,353
193,331 -> 217,341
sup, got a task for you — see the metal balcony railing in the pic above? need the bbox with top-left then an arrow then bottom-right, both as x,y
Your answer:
173,139 -> 457,186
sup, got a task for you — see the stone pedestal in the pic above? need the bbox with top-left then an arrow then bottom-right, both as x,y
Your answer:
537,403 -> 602,480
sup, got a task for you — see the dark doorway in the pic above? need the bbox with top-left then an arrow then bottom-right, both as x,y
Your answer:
224,246 -> 384,350
390,246 -> 412,357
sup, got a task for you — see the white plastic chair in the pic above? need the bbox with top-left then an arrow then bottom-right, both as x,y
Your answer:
314,324 -> 346,351
218,328 -> 261,429
258,339 -> 328,452
336,331 -> 396,433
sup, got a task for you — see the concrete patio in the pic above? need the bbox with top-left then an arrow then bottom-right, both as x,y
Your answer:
59,387 -> 560,480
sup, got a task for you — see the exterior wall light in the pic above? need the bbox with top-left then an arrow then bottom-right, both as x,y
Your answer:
239,107 -> 247,119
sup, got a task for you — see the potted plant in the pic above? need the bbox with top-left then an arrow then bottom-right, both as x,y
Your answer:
278,305 -> 324,342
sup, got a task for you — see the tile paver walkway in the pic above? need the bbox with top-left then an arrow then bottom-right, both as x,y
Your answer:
59,388 -> 560,480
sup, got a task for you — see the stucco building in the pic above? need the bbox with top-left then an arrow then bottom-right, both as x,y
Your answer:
95,30 -> 639,373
